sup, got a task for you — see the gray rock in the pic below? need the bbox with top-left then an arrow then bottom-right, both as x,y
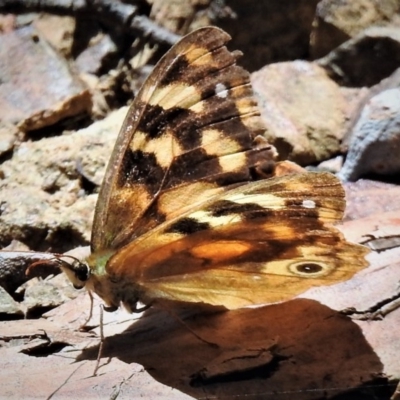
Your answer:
0,285 -> 24,316
339,88 -> 400,181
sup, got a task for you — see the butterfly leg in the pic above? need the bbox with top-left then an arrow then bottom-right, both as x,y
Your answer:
92,304 -> 113,376
131,302 -> 152,313
103,304 -> 119,312
93,304 -> 105,376
78,291 -> 94,331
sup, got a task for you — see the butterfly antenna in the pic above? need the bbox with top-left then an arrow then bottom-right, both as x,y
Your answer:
26,254 -> 81,274
25,256 -> 61,275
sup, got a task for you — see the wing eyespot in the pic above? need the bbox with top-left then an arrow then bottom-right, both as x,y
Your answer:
288,261 -> 331,278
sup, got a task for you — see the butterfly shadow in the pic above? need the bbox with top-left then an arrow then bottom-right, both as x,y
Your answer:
77,298 -> 387,400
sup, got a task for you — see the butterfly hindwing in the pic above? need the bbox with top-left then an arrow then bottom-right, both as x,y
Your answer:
91,27 -> 276,252
105,172 -> 368,309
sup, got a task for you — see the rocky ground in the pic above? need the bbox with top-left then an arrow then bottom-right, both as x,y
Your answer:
0,1 -> 400,399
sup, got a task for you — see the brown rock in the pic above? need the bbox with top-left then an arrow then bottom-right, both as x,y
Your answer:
215,0 -> 320,72
0,25 -> 91,131
252,61 -> 345,165
318,26 -> 400,87
311,0 -> 400,58
0,14 -> 16,33
303,211 -> 400,380
343,179 -> 400,221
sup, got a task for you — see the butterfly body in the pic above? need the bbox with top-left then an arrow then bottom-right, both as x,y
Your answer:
60,27 -> 368,312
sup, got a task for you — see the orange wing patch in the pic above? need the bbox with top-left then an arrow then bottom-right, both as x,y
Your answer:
98,172 -> 368,311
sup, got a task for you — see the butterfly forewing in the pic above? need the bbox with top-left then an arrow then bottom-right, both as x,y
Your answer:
92,27 -> 275,252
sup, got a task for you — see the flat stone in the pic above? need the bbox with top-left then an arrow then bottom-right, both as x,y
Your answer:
252,60 -> 345,165
0,25 -> 91,131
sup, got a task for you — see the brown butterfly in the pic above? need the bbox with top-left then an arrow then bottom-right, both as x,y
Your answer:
31,27 -> 369,312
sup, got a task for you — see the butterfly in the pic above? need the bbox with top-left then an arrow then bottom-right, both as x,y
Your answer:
32,26 -> 369,312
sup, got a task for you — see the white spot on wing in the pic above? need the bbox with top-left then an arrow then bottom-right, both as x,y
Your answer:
189,210 -> 242,227
302,199 -> 316,209
215,83 -> 228,98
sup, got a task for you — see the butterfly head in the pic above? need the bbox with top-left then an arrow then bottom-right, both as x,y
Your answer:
26,253 -> 91,289
55,255 -> 91,289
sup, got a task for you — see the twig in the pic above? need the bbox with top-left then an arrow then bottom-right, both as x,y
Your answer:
342,290 -> 400,320
129,14 -> 180,46
0,0 -> 180,47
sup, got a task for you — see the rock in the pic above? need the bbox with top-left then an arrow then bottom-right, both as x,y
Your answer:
343,179 -> 400,221
148,0 -> 214,34
303,212 -> 400,380
338,88 -> 400,181
0,285 -> 24,316
33,14 -> 76,58
313,155 -> 344,174
0,245 -> 91,297
75,33 -> 118,75
0,25 -> 91,131
0,107 -> 127,252
0,247 -> 58,293
252,60 -> 345,165
339,87 -> 370,152
215,0 -> 320,71
0,14 -> 16,33
311,0 -> 400,58
0,122 -> 22,157
19,274 -> 80,313
342,67 -> 400,151
318,26 -> 400,87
